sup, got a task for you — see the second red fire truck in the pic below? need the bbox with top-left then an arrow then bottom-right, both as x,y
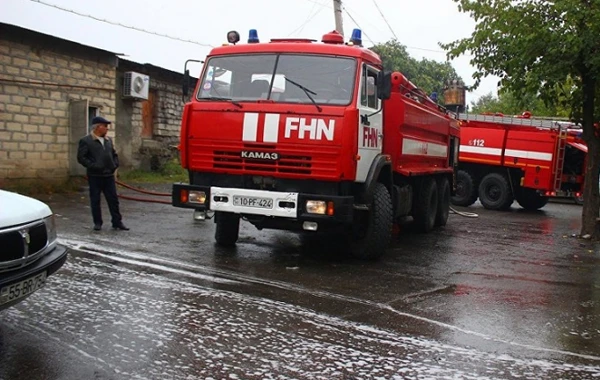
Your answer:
172,28 -> 459,259
451,111 -> 587,210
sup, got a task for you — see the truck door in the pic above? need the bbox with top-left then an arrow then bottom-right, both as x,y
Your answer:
356,64 -> 383,182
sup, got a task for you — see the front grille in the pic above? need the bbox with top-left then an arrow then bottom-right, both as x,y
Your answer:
214,150 -> 312,175
1,232 -> 23,261
29,223 -> 48,254
0,222 -> 48,264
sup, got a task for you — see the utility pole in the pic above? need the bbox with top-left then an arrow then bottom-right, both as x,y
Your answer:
333,0 -> 344,37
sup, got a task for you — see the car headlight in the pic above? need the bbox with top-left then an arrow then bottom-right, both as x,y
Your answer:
44,214 -> 57,244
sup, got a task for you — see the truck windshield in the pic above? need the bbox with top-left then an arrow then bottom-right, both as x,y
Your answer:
196,54 -> 356,105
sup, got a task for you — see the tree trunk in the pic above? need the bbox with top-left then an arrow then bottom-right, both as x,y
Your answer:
579,73 -> 600,238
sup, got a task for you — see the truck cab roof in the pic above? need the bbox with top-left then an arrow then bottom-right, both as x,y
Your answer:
208,34 -> 381,65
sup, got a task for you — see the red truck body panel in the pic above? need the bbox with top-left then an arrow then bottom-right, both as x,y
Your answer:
384,91 -> 458,177
182,102 -> 356,181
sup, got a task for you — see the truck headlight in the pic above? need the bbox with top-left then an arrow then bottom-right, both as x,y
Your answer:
306,200 -> 327,215
188,190 -> 207,205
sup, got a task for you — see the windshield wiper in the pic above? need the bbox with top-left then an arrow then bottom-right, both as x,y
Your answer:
198,96 -> 243,108
284,78 -> 322,112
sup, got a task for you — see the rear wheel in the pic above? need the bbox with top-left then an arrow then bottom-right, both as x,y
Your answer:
515,188 -> 549,210
350,183 -> 393,260
435,177 -> 451,226
451,170 -> 479,207
413,177 -> 438,232
214,212 -> 240,246
478,173 -> 513,210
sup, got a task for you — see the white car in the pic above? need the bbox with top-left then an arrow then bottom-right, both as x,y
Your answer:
0,190 -> 68,310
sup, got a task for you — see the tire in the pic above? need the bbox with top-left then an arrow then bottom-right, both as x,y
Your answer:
515,188 -> 549,210
413,177 -> 438,232
478,173 -> 513,210
451,170 -> 478,207
574,195 -> 584,205
214,212 -> 240,246
350,183 -> 393,260
435,177 -> 451,227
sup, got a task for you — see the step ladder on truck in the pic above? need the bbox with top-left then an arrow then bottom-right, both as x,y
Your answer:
451,111 -> 587,210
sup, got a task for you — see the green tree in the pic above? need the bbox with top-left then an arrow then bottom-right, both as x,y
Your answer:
470,90 -> 570,117
469,92 -> 502,114
441,0 -> 600,239
370,40 -> 462,100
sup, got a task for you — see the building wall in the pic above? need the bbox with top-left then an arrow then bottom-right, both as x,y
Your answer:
0,30 -> 116,185
116,62 -> 196,170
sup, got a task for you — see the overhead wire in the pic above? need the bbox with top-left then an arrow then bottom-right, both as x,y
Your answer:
341,7 -> 375,45
298,0 -> 445,53
27,0 -> 215,48
371,0 -> 398,41
288,0 -> 325,36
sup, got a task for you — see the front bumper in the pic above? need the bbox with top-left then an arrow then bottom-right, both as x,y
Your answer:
0,244 -> 68,310
172,183 -> 354,223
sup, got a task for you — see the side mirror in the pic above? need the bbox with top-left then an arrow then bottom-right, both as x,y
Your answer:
182,59 -> 204,102
182,69 -> 190,101
377,71 -> 392,100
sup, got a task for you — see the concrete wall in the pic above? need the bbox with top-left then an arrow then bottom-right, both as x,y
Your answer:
0,26 -> 117,184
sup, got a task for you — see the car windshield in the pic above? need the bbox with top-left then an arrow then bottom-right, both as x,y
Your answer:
196,54 -> 356,105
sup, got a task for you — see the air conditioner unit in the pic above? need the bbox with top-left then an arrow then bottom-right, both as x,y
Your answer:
123,71 -> 150,100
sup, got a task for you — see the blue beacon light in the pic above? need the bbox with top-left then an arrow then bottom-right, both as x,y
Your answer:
350,28 -> 362,46
248,29 -> 260,43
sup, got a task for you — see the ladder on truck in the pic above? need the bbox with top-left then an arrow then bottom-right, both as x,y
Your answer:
457,113 -> 566,129
552,127 -> 568,191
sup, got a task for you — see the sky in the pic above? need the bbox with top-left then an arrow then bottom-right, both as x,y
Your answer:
1,0 -> 500,103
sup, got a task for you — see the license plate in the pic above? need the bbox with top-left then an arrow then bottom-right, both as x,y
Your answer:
0,272 -> 47,306
233,196 -> 273,209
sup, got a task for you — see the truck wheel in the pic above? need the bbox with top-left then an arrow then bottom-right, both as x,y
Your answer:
451,170 -> 478,207
214,212 -> 240,246
515,188 -> 549,210
478,173 -> 513,210
413,177 -> 438,232
350,183 -> 393,260
435,177 -> 450,226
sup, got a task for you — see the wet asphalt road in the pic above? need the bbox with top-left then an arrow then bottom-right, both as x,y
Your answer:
1,185 -> 600,379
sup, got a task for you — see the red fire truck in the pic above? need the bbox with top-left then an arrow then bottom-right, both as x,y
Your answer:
451,112 -> 587,210
172,29 -> 459,259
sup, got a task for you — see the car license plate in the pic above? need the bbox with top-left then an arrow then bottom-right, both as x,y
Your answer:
0,272 -> 47,306
233,196 -> 273,209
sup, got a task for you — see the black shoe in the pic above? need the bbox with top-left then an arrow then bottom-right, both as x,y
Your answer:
93,224 -> 102,231
112,223 -> 130,231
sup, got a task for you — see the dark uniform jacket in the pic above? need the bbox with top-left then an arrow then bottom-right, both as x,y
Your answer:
77,133 -> 119,177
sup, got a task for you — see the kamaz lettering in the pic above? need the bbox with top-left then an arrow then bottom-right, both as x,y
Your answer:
241,151 -> 280,160
284,117 -> 335,141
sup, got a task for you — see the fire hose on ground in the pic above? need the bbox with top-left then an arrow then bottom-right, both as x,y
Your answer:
81,176 -> 173,205
450,206 -> 479,218
115,179 -> 172,204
